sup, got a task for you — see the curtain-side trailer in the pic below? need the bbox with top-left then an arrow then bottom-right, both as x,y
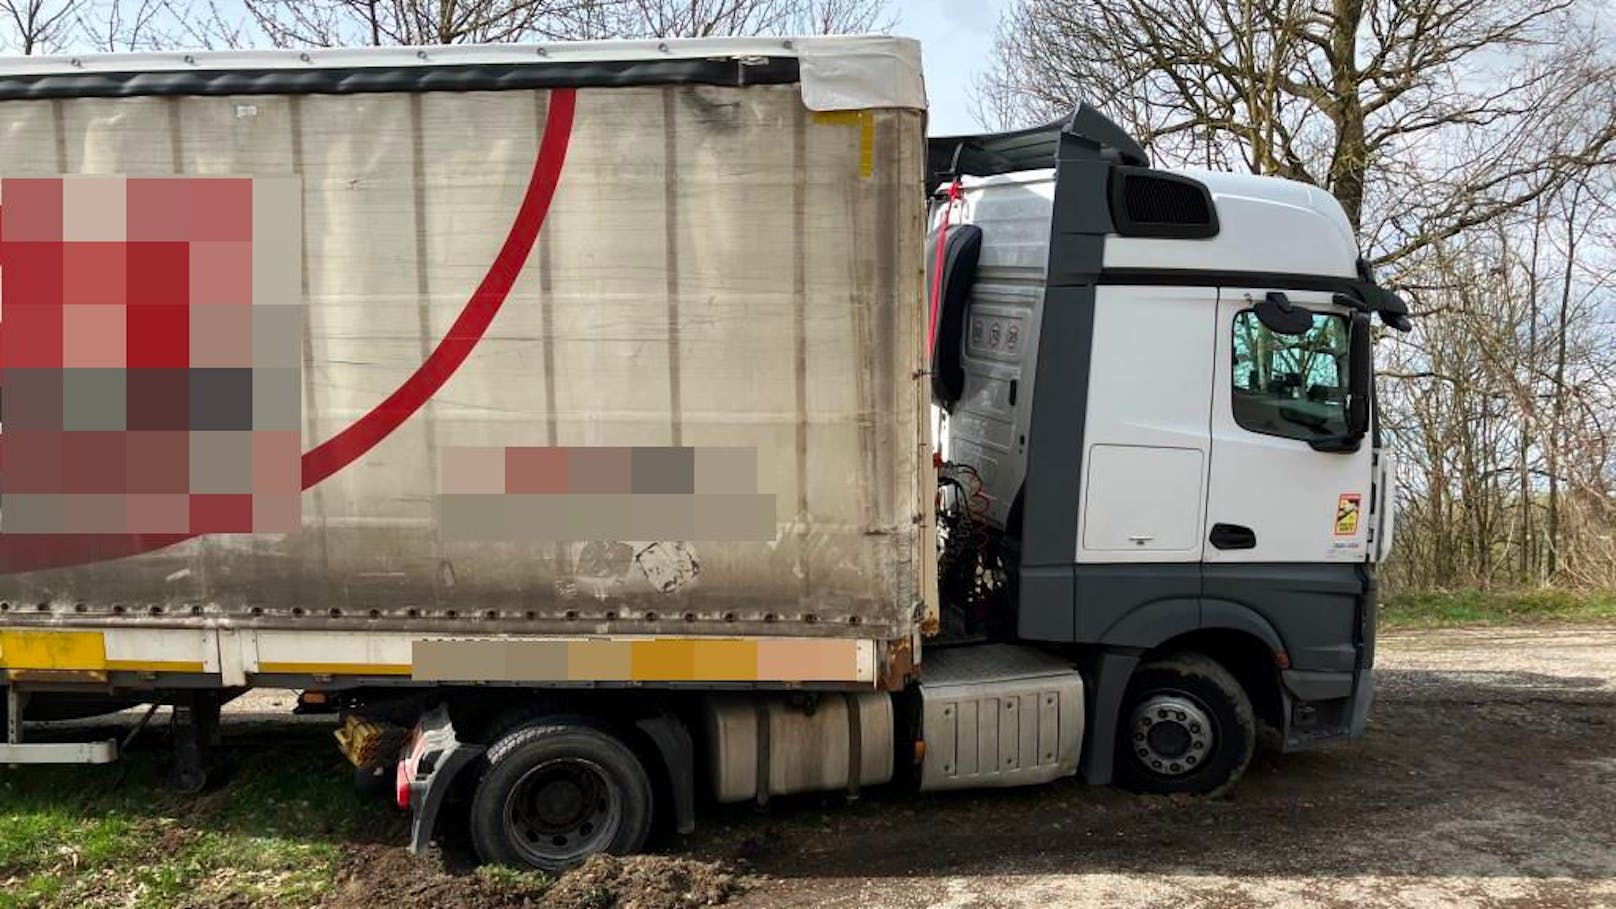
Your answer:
0,36 -> 1406,870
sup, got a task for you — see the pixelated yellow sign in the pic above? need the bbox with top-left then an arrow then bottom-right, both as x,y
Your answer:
1335,493 -> 1363,536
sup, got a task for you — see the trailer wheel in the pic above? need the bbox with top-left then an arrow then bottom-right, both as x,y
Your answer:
468,720 -> 653,871
1114,654 -> 1255,797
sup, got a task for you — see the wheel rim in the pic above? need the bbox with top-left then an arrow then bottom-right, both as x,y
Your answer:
1128,691 -> 1215,777
503,757 -> 621,867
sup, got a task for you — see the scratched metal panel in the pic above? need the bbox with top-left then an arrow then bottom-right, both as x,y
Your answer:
0,81 -> 928,641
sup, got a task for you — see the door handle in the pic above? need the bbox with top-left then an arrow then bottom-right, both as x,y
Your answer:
1209,523 -> 1256,550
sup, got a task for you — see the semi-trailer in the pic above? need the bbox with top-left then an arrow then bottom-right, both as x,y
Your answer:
0,35 -> 1405,870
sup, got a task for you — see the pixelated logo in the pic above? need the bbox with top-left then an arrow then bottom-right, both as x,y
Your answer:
0,175 -> 303,535
437,446 -> 776,543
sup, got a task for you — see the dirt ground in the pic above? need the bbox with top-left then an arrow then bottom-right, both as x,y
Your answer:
42,624 -> 1616,908
667,624 -> 1616,909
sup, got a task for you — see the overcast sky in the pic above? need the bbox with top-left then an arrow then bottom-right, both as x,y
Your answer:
891,0 -> 1007,136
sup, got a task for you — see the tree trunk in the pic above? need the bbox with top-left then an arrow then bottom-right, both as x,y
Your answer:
1547,183 -> 1583,578
1326,0 -> 1367,231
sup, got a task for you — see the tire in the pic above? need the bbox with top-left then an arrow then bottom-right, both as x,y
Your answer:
1113,654 -> 1256,797
468,720 -> 653,871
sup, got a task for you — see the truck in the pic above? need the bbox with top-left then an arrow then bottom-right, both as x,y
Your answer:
0,35 -> 1407,871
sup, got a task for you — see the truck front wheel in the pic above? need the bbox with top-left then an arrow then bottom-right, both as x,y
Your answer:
468,719 -> 654,871
1113,654 -> 1255,797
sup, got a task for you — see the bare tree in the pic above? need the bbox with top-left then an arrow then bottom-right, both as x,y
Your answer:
229,0 -> 886,47
792,0 -> 888,35
232,0 -> 611,47
1377,170 -> 1616,590
584,0 -> 781,38
1,0 -> 82,52
576,0 -> 893,40
593,0 -> 887,37
74,0 -> 181,50
981,0 -> 1616,596
980,0 -> 1616,266
2,0 -> 889,55
167,1 -> 256,49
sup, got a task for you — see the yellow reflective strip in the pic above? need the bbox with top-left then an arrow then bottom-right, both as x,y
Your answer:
857,110 -> 874,179
257,661 -> 413,676
6,668 -> 107,683
0,630 -> 107,671
811,110 -> 862,126
105,660 -> 208,673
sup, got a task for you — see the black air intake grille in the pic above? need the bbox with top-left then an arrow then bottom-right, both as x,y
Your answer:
1108,167 -> 1220,239
1124,175 -> 1210,224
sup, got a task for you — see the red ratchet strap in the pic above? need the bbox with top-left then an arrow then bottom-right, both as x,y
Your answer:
927,179 -> 963,352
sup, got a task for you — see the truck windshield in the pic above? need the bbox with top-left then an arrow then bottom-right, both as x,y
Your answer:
1231,310 -> 1350,443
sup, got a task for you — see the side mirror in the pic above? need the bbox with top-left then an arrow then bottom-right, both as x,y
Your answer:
1377,289 -> 1413,332
1254,292 -> 1313,335
1347,310 -> 1372,438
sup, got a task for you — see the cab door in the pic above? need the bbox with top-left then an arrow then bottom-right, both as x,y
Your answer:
1204,288 -> 1371,566
1075,284 -> 1216,564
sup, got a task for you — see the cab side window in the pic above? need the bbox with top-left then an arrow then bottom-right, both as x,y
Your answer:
1231,310 -> 1349,443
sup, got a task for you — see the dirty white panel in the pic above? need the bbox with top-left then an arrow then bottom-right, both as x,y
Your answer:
0,76 -> 928,643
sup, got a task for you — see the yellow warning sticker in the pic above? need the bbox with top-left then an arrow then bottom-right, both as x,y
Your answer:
1335,493 -> 1363,536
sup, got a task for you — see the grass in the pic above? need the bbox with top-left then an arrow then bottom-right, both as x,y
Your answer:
0,726 -> 396,909
0,724 -> 572,909
1381,588 -> 1616,629
473,862 -> 555,892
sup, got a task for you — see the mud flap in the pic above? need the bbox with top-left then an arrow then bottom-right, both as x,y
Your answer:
1348,666 -> 1373,737
1077,648 -> 1140,785
402,705 -> 485,854
1279,669 -> 1359,750
635,713 -> 697,835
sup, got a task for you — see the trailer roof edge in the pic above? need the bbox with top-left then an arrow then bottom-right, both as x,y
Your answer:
0,34 -> 926,111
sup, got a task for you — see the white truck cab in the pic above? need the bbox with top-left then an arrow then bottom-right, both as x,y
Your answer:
928,107 -> 1408,787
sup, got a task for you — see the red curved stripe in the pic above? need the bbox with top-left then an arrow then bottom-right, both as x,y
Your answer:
0,532 -> 194,575
301,87 -> 577,488
0,88 -> 577,574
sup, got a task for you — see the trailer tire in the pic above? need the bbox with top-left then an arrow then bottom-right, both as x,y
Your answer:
1114,654 -> 1255,797
468,719 -> 653,871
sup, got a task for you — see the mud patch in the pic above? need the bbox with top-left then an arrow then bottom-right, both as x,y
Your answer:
324,846 -> 539,909
545,854 -> 746,909
322,846 -> 744,909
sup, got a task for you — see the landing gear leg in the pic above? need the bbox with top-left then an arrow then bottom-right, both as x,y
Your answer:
170,690 -> 221,793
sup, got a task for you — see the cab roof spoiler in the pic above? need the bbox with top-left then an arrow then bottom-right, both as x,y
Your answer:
927,104 -> 1149,192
